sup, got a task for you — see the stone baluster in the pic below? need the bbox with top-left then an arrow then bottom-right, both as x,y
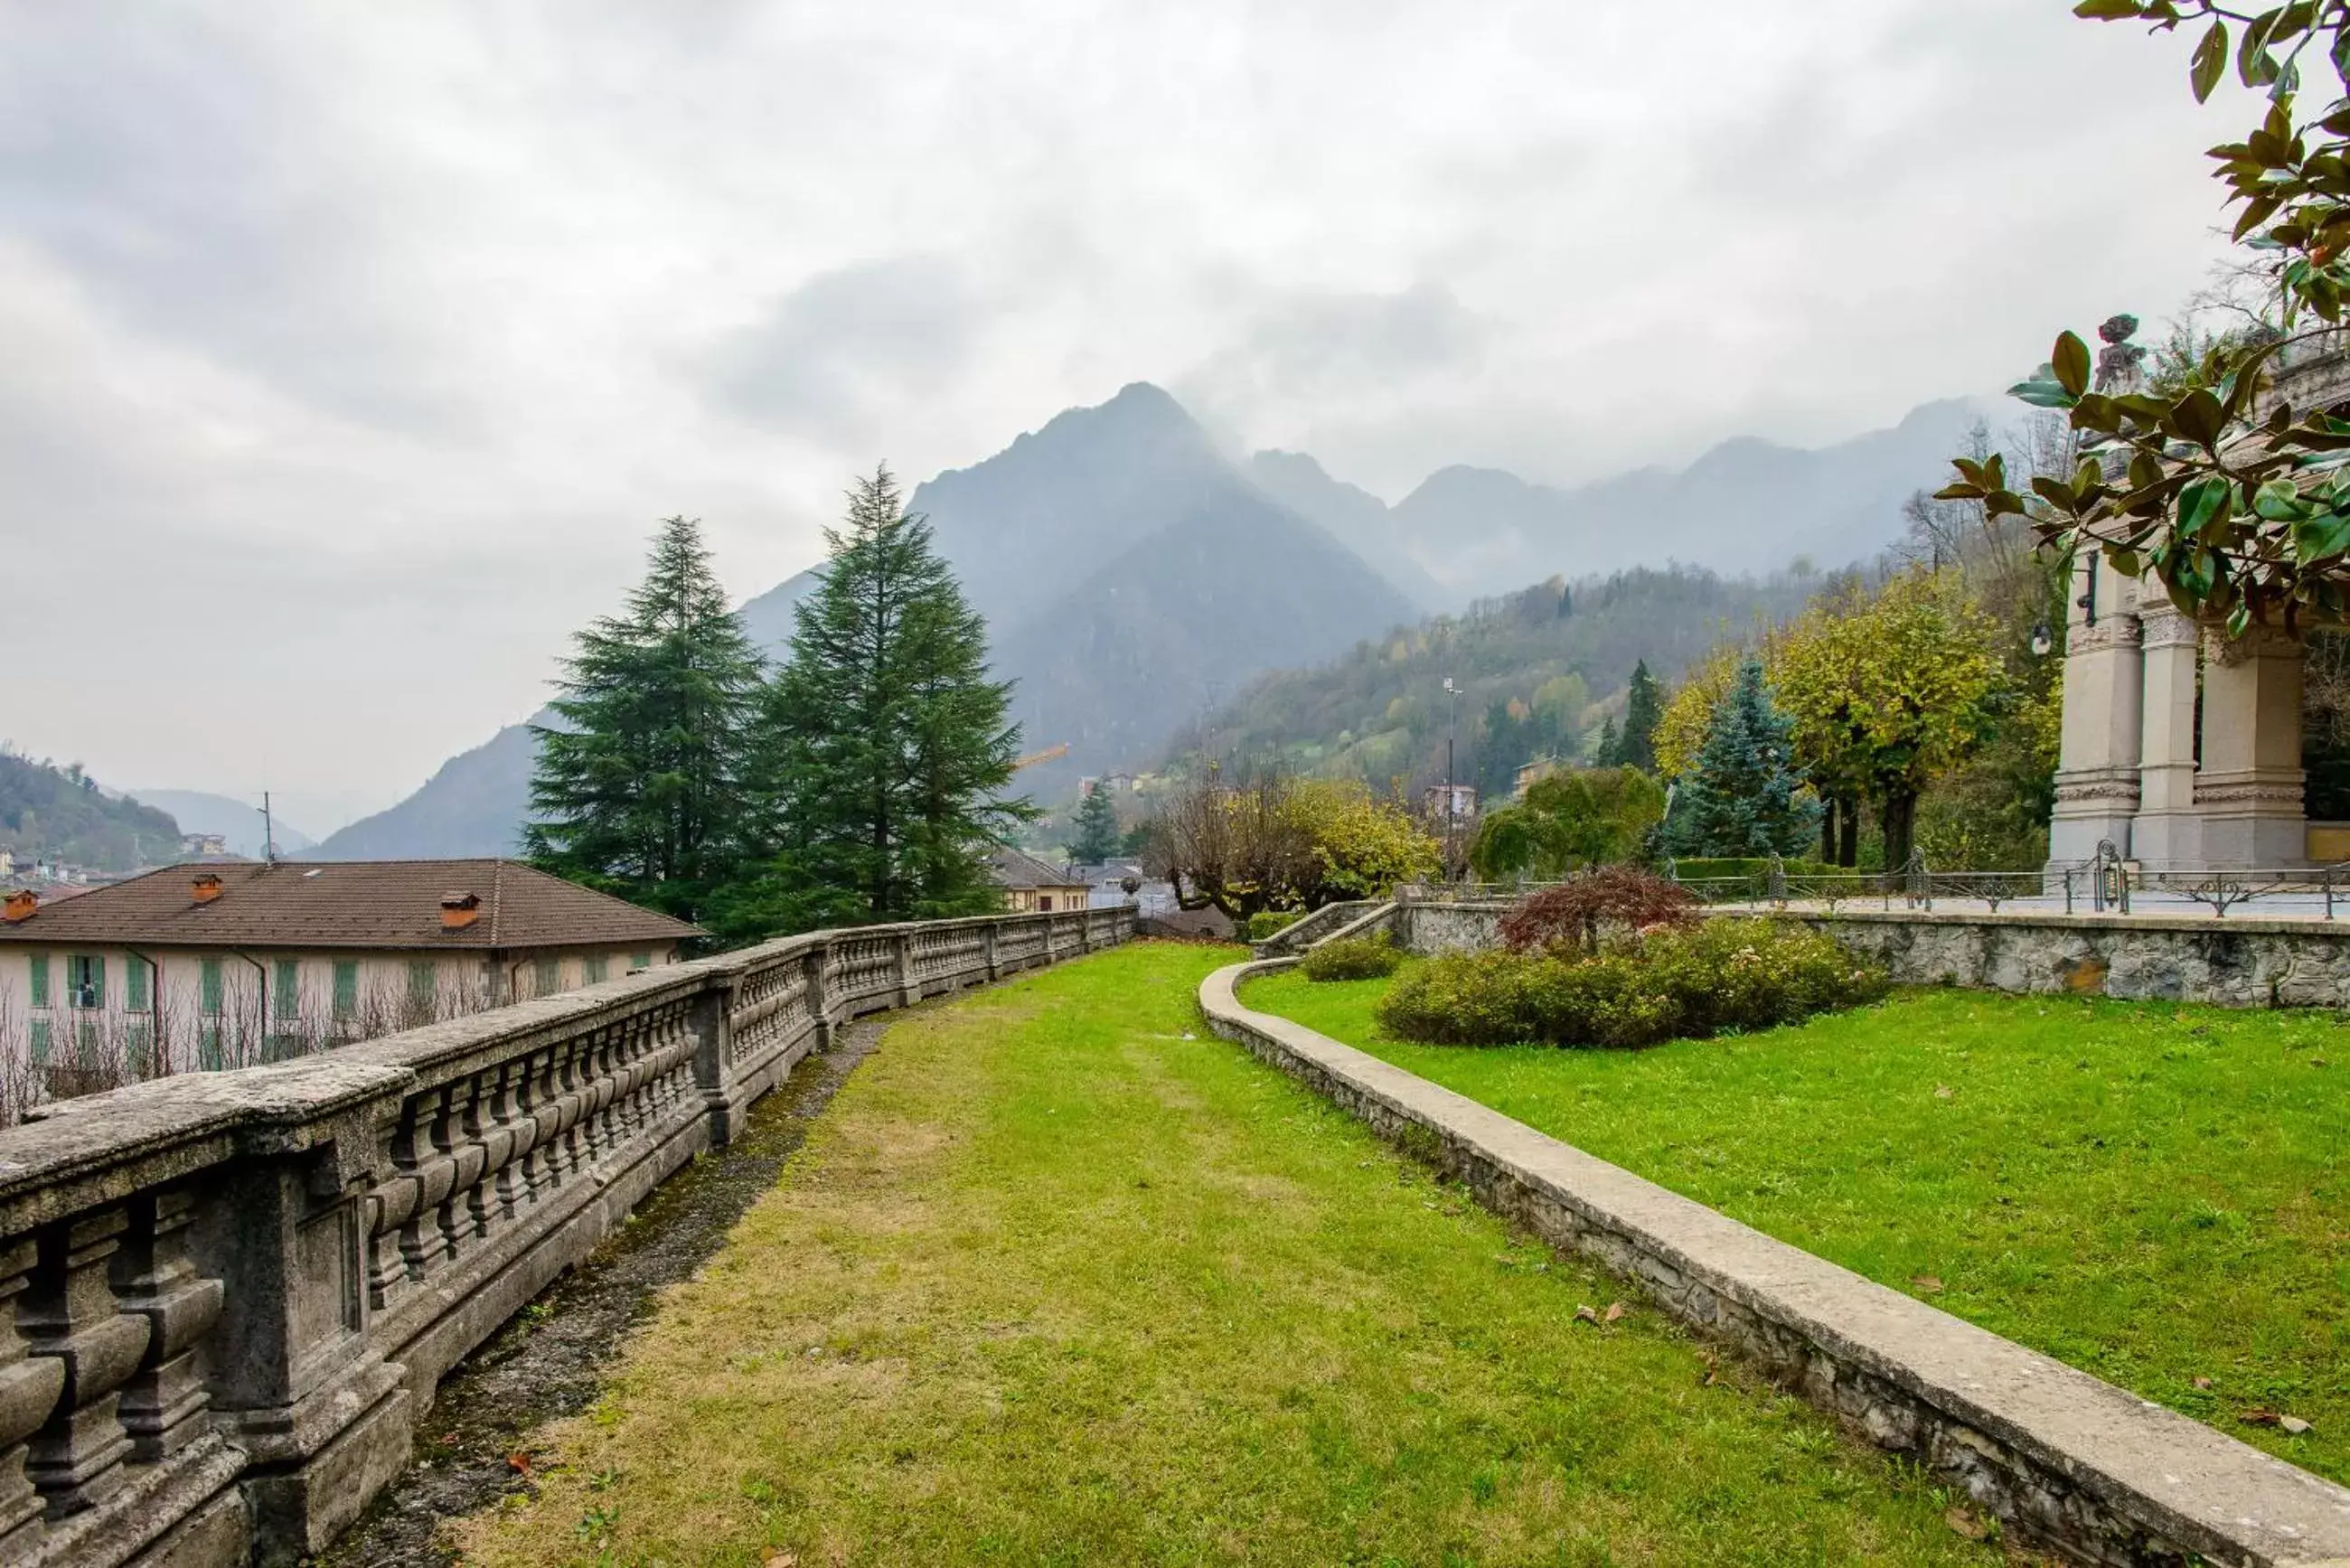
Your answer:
20,1207 -> 149,1516
0,1239 -> 62,1556
490,1058 -> 538,1221
894,932 -> 918,1008
694,972 -> 740,1142
982,923 -> 1001,982
109,1189 -> 224,1461
440,1074 -> 488,1262
804,945 -> 832,1053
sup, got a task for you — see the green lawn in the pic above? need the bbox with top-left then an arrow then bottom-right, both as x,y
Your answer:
453,943 -> 2000,1567
1242,966 -> 2350,1484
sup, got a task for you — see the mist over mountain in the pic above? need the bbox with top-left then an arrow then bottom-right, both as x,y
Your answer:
127,789 -> 314,858
1359,399 -> 1995,600
300,382 -> 1973,860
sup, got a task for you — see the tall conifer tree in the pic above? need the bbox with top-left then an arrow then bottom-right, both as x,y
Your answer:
1620,660 -> 1662,773
524,515 -> 763,926
1664,658 -> 1819,859
1067,784 -> 1121,864
733,466 -> 1030,932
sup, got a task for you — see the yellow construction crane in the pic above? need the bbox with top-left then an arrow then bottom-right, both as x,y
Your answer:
1012,742 -> 1068,771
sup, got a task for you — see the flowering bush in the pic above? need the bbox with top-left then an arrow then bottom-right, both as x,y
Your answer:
1375,918 -> 1885,1048
1300,934 -> 1404,981
1495,866 -> 1699,955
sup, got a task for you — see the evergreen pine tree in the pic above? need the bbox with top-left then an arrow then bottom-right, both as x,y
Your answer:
1067,783 -> 1121,864
524,516 -> 764,926
1593,716 -> 1622,768
1620,660 -> 1662,772
1664,658 -> 1819,858
731,466 -> 1032,933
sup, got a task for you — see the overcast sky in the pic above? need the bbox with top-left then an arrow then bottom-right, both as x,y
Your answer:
1,2 -> 2249,829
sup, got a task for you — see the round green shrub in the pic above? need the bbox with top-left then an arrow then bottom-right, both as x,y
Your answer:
1373,919 -> 1885,1048
1300,934 -> 1404,981
1246,909 -> 1307,942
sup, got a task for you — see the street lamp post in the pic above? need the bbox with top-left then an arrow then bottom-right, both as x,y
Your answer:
1443,676 -> 1460,879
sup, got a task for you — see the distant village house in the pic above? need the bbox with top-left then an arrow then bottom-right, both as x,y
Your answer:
0,858 -> 699,1076
988,847 -> 1091,913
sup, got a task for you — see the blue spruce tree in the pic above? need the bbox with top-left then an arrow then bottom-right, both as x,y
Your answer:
1665,658 -> 1819,859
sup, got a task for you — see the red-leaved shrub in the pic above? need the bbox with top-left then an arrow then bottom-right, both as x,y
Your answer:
1495,866 -> 1699,955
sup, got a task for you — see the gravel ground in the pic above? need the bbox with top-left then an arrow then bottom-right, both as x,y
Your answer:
319,1021 -> 883,1567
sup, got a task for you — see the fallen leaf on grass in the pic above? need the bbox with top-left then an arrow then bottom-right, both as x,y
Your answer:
1944,1505 -> 1988,1540
1697,1353 -> 1718,1387
1933,1084 -> 1955,1100
507,1451 -> 532,1478
2193,1376 -> 2214,1390
1603,1301 -> 1627,1323
766,1553 -> 798,1567
1911,1275 -> 1944,1294
1574,1304 -> 1599,1325
2282,1415 -> 2314,1435
2241,1409 -> 2283,1426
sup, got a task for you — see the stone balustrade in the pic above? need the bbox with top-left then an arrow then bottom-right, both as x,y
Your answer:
0,905 -> 1131,1567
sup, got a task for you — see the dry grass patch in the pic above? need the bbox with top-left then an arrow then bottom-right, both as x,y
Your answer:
449,942 -> 2005,1567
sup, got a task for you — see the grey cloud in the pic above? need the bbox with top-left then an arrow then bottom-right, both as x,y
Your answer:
697,257 -> 989,442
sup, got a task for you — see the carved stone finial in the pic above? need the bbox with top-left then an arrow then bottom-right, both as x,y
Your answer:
2093,313 -> 2148,394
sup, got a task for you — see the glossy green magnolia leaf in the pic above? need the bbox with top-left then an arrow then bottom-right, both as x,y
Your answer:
2053,331 -> 2092,398
2192,19 -> 2230,100
2178,473 -> 2234,538
1932,481 -> 1985,502
2032,475 -> 2082,512
2073,0 -> 2145,15
2294,512 -> 2350,561
2255,477 -> 2308,520
2228,597 -> 2255,637
2171,387 -> 2230,446
2011,378 -> 2078,410
2106,546 -> 2143,576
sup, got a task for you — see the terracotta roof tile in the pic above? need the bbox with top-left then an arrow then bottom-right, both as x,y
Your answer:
0,859 -> 701,951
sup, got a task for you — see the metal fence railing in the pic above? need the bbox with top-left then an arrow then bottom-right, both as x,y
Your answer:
1400,845 -> 2350,920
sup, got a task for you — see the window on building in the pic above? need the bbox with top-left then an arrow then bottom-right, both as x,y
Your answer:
27,954 -> 47,1009
126,956 -> 151,1014
127,1020 -> 154,1075
200,958 -> 223,1018
1039,895 -> 1054,912
272,959 -> 300,1023
408,960 -> 437,1020
28,1018 -> 50,1066
630,953 -> 652,972
535,955 -> 560,996
584,954 -> 608,985
333,960 -> 359,1021
66,954 -> 103,1009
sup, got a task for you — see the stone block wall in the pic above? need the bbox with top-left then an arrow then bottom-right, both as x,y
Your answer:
1386,897 -> 2350,1009
0,906 -> 1131,1567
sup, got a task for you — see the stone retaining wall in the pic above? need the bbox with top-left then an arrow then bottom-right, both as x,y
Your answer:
1201,958 -> 2350,1567
1389,897 -> 2350,1008
0,906 -> 1132,1568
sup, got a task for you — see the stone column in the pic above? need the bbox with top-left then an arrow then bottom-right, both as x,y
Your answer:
2047,553 -> 2144,867
2197,625 -> 2308,867
2130,594 -> 2204,870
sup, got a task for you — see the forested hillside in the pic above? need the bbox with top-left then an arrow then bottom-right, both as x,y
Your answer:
1163,565 -> 1821,799
0,750 -> 182,871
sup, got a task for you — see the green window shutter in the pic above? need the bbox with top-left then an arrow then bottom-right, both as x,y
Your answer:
584,955 -> 607,985
201,958 -> 222,1018
535,956 -> 559,995
127,958 -> 150,1014
273,959 -> 299,1022
27,955 -> 47,1009
408,960 -> 436,1005
631,953 -> 651,972
198,1022 -> 223,1072
28,1018 -> 50,1066
333,961 -> 358,1020
127,1020 -> 154,1075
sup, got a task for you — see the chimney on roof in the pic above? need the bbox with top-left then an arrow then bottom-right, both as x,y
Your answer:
191,872 -> 224,906
2,890 -> 34,925
440,891 -> 482,931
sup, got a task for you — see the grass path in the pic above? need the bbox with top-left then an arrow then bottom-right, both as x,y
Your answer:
1245,968 -> 2350,1484
451,943 -> 1998,1567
